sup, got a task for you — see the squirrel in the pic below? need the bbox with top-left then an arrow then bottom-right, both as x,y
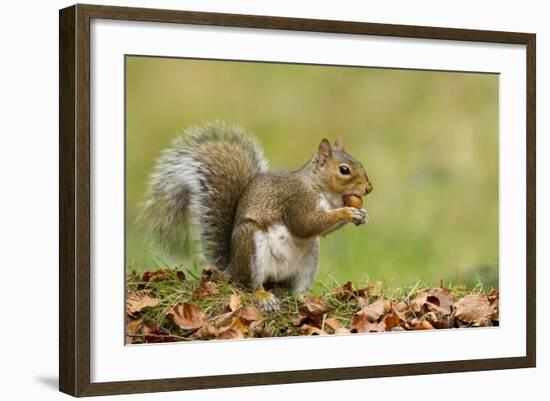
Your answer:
139,122 -> 373,309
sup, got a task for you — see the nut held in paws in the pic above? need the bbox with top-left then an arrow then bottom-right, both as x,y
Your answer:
343,194 -> 363,208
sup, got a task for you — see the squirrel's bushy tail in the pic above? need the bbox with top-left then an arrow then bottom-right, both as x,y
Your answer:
139,122 -> 268,268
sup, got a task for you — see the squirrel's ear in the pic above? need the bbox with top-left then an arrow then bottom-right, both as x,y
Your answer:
333,138 -> 345,152
317,138 -> 332,167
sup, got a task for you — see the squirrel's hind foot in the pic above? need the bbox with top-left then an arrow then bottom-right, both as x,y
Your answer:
254,288 -> 280,312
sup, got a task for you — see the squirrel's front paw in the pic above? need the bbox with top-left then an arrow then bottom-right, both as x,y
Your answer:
345,207 -> 367,225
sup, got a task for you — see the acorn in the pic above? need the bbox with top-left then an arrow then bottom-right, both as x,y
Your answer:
343,194 -> 363,208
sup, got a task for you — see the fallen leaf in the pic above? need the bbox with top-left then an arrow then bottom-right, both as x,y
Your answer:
142,325 -> 180,343
299,301 -> 329,318
488,290 -> 500,321
410,291 -> 428,313
193,281 -> 219,298
325,317 -> 351,334
238,306 -> 263,323
412,320 -> 434,330
427,287 -> 455,315
201,265 -> 231,283
301,324 -> 327,335
216,328 -> 244,340
358,298 -> 391,322
230,316 -> 251,335
454,294 -> 496,325
194,323 -> 220,339
350,313 -> 386,333
393,301 -> 409,313
142,269 -> 185,282
228,293 -> 242,312
383,312 -> 402,330
125,317 -> 143,344
424,311 -> 454,329
126,290 -> 159,316
167,303 -> 206,330
329,281 -> 354,300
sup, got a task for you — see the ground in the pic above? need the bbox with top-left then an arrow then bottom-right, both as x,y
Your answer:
125,266 -> 499,344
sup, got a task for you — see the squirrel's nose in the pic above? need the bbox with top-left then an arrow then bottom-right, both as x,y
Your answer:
365,182 -> 373,195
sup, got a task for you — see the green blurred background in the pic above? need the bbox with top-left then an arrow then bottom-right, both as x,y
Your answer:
125,56 -> 499,289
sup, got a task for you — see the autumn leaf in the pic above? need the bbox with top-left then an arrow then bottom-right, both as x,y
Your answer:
299,300 -> 329,318
358,298 -> 391,322
424,311 -> 454,329
142,325 -> 180,343
350,313 -> 386,333
238,306 -> 263,323
126,290 -> 159,316
201,265 -> 231,283
125,317 -> 143,344
412,320 -> 435,330
167,303 -> 206,330
410,291 -> 428,313
426,287 -> 455,315
383,312 -> 402,331
454,294 -> 497,325
142,269 -> 185,282
301,324 -> 327,335
194,323 -> 220,339
228,293 -> 242,312
216,328 -> 244,340
193,281 -> 219,298
393,301 -> 408,313
329,281 -> 354,300
325,317 -> 351,334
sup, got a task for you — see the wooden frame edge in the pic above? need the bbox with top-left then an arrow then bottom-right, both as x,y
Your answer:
59,3 -> 536,397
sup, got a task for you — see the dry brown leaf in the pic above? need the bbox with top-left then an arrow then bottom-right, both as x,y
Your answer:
238,306 -> 263,323
194,323 -> 220,339
350,313 -> 386,333
329,281 -> 354,300
125,317 -> 143,344
454,294 -> 496,325
325,317 -> 351,334
412,320 -> 435,330
393,301 -> 408,313
201,265 -> 231,283
427,287 -> 455,315
383,312 -> 402,331
358,298 -> 391,322
142,325 -> 180,343
301,324 -> 327,336
167,303 -> 206,330
299,301 -> 329,318
126,290 -> 160,316
228,293 -> 242,312
216,328 -> 244,340
410,291 -> 428,313
424,311 -> 454,329
193,281 -> 219,298
142,269 -> 185,282
488,290 -> 500,321
229,316 -> 251,335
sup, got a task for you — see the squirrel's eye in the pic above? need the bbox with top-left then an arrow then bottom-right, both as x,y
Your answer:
339,165 -> 351,175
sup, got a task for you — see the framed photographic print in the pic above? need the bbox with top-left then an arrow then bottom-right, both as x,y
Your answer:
59,3 -> 536,397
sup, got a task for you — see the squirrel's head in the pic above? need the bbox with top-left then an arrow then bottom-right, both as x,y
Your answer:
314,138 -> 373,197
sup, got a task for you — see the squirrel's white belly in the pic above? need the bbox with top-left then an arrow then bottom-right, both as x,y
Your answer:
253,223 -> 319,289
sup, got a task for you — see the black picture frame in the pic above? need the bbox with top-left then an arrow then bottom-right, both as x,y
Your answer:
59,3 -> 536,397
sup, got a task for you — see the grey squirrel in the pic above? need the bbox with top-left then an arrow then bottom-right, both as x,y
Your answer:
139,122 -> 373,308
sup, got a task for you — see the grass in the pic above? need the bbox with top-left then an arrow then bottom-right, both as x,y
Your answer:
126,265 -> 498,342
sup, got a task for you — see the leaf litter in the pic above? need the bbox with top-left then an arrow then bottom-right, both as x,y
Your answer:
125,267 -> 499,343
